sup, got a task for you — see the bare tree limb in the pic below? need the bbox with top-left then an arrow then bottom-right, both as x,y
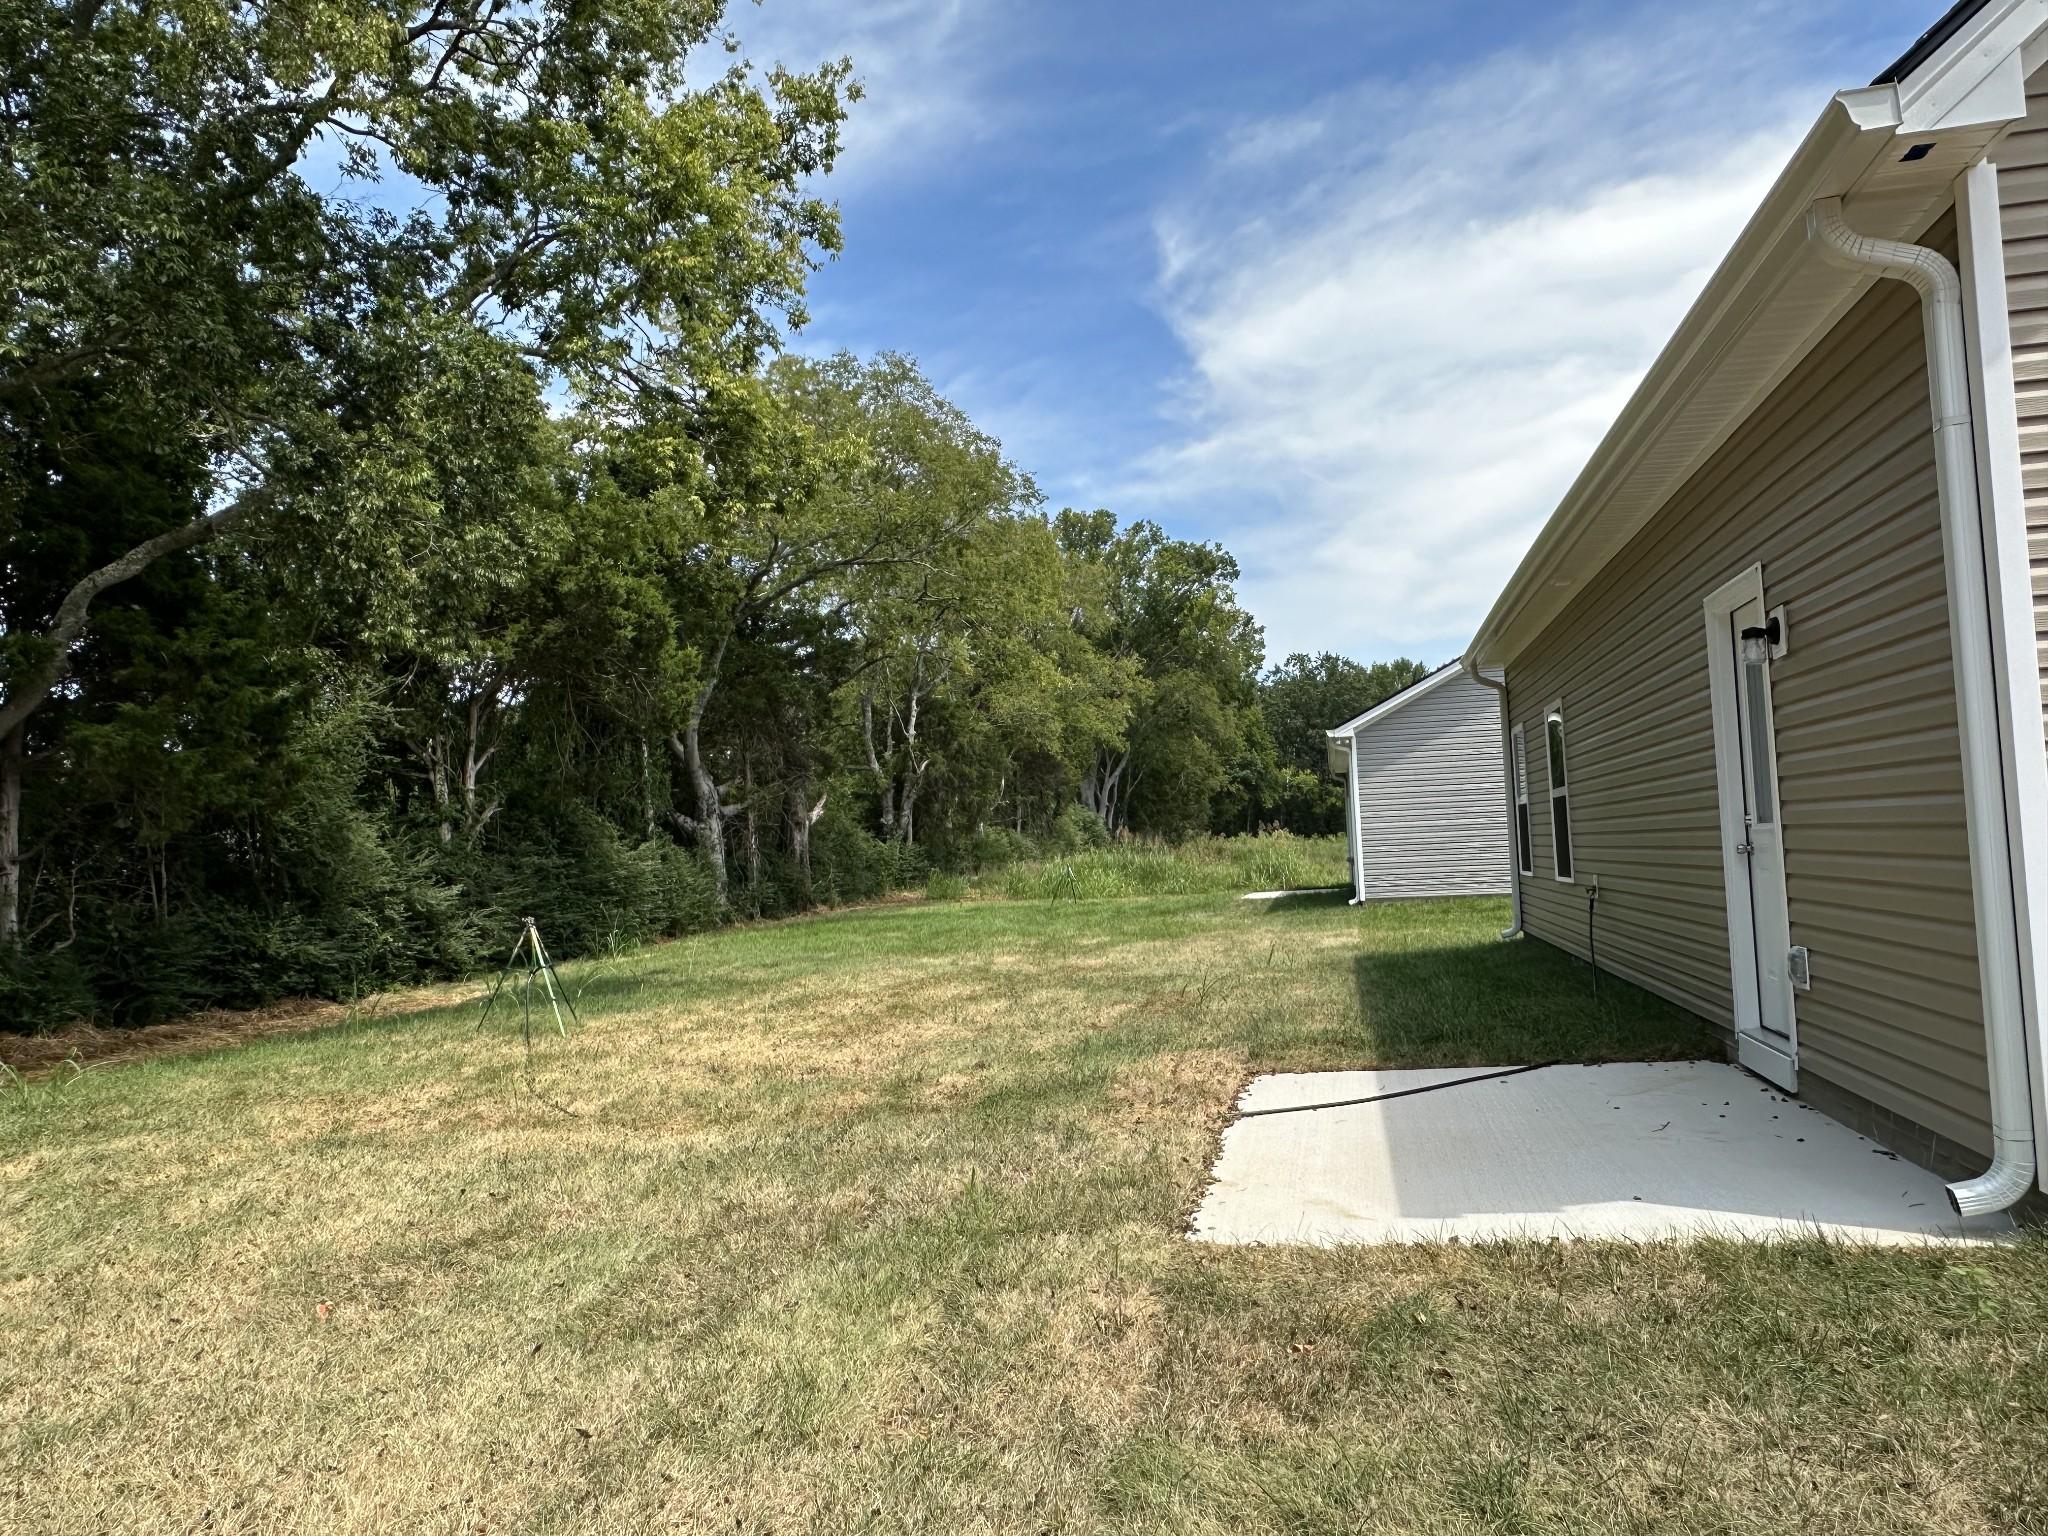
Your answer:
0,484 -> 267,743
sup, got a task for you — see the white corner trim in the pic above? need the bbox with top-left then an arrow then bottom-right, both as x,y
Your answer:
1958,156 -> 2048,1194
1703,564 -> 1769,1053
1346,722 -> 1366,903
1463,659 -> 1524,937
1810,194 -> 2036,1213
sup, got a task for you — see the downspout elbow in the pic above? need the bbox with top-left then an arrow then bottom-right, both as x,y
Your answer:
1808,196 -> 2036,1216
1947,1132 -> 2036,1215
1464,658 -> 1523,940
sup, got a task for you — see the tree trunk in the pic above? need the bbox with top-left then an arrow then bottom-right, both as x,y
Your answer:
411,732 -> 453,844
742,755 -> 761,909
894,654 -> 927,846
667,633 -> 733,903
0,489 -> 264,944
1083,747 -> 1132,834
786,787 -> 826,907
669,722 -> 727,904
862,693 -> 895,837
0,725 -> 22,946
459,684 -> 503,841
640,737 -> 658,838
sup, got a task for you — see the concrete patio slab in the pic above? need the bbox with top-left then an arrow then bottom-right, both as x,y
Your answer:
1191,1061 -> 2015,1246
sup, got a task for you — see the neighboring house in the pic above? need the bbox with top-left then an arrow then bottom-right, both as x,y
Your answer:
1464,0 -> 2048,1215
1324,664 -> 1512,903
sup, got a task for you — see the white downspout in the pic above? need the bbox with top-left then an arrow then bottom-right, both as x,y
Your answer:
1464,659 -> 1523,940
1808,196 -> 2036,1215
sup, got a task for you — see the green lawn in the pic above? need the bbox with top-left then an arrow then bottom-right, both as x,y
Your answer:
4,891 -> 2045,1534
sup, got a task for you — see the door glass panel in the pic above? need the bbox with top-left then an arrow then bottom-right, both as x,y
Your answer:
1744,659 -> 1776,825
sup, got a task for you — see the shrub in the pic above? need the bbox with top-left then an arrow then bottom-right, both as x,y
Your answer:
1044,803 -> 1110,855
808,808 -> 927,907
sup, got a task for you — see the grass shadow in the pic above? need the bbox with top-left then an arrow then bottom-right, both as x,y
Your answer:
1352,932 -> 1722,1067
1246,889 -> 1354,913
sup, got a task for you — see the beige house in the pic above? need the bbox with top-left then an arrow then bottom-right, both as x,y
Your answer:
1325,665 -> 1512,903
1465,0 -> 2048,1215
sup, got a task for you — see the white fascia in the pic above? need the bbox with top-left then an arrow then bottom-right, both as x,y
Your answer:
1839,0 -> 2047,134
1324,662 -> 1466,740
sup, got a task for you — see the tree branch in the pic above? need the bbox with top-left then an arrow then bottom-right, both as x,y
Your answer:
0,486 -> 266,742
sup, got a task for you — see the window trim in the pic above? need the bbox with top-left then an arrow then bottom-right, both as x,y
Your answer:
1545,701 -> 1575,884
1510,722 -> 1534,877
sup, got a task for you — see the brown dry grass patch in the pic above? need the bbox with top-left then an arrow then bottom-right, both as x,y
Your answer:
2,894 -> 2042,1534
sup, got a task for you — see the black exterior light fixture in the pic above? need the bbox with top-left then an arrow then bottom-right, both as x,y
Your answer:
1740,614 -> 1782,668
1901,141 -> 1938,162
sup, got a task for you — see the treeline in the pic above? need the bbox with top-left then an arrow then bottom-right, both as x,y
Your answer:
0,2 -> 1425,1028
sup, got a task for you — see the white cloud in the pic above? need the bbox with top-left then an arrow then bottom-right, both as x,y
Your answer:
1134,14 -> 1825,663
731,0 -> 1000,189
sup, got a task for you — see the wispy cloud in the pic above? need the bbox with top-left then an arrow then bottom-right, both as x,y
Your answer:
732,0 -> 1002,189
1133,10 -> 1830,663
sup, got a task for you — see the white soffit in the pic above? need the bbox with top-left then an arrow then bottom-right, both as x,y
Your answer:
1468,0 -> 2048,670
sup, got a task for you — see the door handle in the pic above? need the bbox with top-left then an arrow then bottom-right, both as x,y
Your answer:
1735,842 -> 1755,856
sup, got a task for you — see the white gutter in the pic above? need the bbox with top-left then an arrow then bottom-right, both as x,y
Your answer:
1462,660 -> 1523,940
1808,196 -> 2036,1214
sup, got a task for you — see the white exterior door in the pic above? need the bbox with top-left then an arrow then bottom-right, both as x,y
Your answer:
1704,567 -> 1797,1089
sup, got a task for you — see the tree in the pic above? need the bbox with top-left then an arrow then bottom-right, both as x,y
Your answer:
645,354 -> 1020,902
1250,652 -> 1434,835
1054,511 -> 1265,837
849,510 -> 1136,855
0,0 -> 852,938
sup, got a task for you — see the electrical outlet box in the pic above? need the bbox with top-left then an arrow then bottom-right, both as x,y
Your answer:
1787,945 -> 1811,991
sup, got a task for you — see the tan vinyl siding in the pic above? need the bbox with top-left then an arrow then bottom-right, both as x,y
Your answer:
1994,75 -> 2048,756
1351,671 -> 1511,900
1504,219 -> 1992,1155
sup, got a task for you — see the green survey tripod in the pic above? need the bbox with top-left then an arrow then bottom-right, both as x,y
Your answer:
477,917 -> 580,1043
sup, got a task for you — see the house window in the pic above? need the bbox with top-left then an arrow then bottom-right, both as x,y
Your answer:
1546,704 -> 1574,882
1511,723 -> 1533,877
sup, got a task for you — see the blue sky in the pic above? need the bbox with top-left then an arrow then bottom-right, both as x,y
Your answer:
733,0 -> 1945,667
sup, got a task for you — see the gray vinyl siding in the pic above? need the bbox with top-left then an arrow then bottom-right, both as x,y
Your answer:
1351,672 -> 1511,900
1503,217 -> 1993,1156
1994,74 -> 2048,757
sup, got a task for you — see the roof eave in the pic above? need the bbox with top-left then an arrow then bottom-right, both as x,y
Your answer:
1324,659 -> 1469,739
1468,1 -> 2048,671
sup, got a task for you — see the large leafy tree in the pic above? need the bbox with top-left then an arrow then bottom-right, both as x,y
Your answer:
0,0 -> 852,938
1054,510 -> 1265,837
627,352 -> 1022,901
1250,651 -> 1433,835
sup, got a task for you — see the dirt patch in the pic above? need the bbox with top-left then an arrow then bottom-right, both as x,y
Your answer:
0,983 -> 481,1077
